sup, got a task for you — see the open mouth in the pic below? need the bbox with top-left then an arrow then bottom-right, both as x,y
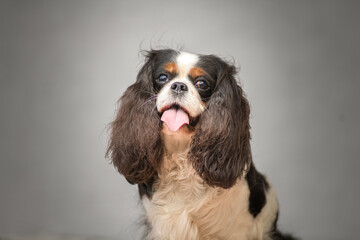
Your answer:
159,104 -> 199,132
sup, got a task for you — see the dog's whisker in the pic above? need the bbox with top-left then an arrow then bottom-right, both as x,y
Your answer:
140,90 -> 157,95
204,106 -> 212,114
138,95 -> 158,109
150,104 -> 158,116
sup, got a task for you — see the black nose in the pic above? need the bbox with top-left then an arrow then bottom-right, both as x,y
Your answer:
170,82 -> 188,94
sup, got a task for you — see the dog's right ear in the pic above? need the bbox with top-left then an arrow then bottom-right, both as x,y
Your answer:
106,51 -> 163,184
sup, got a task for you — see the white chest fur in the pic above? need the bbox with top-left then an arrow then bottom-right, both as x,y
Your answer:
142,152 -> 257,240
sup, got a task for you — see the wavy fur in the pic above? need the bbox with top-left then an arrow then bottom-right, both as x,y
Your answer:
189,58 -> 251,189
106,54 -> 163,184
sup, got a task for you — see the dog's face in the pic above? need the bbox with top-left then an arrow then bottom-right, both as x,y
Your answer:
107,49 -> 251,189
154,50 -> 219,136
155,52 -> 206,133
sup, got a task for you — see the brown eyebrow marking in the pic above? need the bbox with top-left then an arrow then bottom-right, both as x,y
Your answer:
189,67 -> 206,79
164,62 -> 178,74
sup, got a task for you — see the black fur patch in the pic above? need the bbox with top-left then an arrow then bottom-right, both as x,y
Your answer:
245,164 -> 269,217
246,169 -> 298,239
269,211 -> 298,240
138,176 -> 155,199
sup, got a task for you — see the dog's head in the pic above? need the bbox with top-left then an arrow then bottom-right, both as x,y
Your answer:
107,49 -> 251,189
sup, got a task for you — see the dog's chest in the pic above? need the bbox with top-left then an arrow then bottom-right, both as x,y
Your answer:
142,153 -> 255,240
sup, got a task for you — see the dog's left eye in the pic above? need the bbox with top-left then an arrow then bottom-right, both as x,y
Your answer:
158,74 -> 169,83
195,79 -> 209,90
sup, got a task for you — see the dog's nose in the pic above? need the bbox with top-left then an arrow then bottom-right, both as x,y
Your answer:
170,82 -> 188,94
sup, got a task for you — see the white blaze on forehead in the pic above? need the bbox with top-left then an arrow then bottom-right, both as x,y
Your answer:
176,52 -> 199,78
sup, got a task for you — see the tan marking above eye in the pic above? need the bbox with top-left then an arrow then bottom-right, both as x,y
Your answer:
164,62 -> 178,74
189,67 -> 206,79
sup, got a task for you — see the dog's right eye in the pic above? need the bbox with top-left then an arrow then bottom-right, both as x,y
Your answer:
157,74 -> 169,83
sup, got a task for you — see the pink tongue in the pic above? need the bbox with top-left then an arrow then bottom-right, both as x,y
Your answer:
161,108 -> 189,132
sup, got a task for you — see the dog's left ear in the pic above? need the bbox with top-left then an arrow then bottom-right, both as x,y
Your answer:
189,60 -> 251,189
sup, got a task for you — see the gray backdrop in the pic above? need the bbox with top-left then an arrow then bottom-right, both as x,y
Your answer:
1,1 -> 359,240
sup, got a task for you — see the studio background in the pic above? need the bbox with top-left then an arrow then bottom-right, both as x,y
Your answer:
1,1 -> 359,240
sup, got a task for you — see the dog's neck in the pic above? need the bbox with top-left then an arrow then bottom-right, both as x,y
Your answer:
160,124 -> 196,174
161,125 -> 194,155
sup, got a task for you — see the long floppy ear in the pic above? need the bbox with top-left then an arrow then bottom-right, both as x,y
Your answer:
189,62 -> 251,189
106,53 -> 163,184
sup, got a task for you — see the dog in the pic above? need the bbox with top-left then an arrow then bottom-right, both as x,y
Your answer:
107,49 -> 295,240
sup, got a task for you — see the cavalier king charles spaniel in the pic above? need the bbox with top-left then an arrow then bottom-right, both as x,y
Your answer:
107,49 -> 295,240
